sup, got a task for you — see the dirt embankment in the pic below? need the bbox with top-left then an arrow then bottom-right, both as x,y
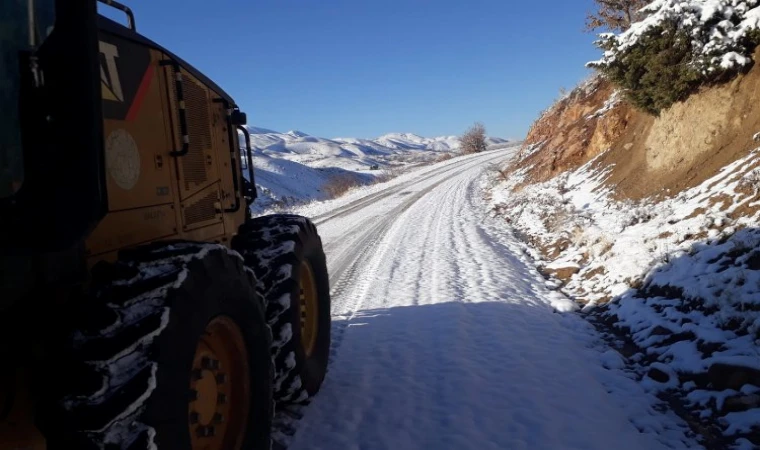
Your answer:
517,76 -> 633,184
518,47 -> 760,200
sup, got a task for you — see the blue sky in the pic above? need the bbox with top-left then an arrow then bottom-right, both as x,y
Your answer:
102,0 -> 602,139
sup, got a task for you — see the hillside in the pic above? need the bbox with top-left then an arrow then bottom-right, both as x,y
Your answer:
485,3 -> 760,448
245,127 -> 510,211
514,63 -> 760,203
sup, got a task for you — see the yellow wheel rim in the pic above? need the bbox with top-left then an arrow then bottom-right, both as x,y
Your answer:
188,316 -> 250,450
300,260 -> 319,357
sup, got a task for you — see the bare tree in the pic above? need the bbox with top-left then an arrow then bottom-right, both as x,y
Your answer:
459,122 -> 488,154
585,0 -> 649,33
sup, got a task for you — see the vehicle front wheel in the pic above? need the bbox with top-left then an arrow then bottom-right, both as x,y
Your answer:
232,214 -> 331,405
40,242 -> 273,450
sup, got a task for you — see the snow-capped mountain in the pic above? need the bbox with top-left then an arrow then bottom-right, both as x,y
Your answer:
372,133 -> 458,151
247,127 -> 509,158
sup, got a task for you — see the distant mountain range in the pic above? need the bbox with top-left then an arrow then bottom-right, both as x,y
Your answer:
244,126 -> 512,212
247,127 -> 510,157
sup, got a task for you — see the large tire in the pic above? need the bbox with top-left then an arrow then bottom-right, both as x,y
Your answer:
232,214 -> 331,405
39,242 -> 273,450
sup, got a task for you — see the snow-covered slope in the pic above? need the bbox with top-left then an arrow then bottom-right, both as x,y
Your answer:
244,127 -> 510,212
485,124 -> 760,447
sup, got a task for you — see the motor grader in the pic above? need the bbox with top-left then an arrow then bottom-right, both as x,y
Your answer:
0,1 -> 332,448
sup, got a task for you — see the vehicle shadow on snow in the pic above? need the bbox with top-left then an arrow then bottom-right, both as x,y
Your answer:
287,300 -> 693,450
326,299 -> 592,387
329,300 -> 560,369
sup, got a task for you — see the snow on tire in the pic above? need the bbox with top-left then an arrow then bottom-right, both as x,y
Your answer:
39,242 -> 273,450
232,214 -> 331,405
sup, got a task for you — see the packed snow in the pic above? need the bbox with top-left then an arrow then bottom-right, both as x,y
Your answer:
259,145 -> 700,449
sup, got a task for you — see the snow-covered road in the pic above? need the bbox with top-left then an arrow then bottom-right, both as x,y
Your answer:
283,147 -> 698,449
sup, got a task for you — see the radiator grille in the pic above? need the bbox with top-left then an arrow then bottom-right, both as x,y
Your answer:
183,79 -> 211,188
171,73 -> 212,190
184,191 -> 218,226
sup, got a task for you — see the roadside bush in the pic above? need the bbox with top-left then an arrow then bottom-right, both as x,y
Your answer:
593,20 -> 701,115
374,166 -> 405,183
435,153 -> 454,163
588,0 -> 760,115
459,122 -> 488,154
323,174 -> 362,198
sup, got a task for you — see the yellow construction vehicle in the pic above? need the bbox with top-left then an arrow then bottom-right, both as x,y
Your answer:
0,1 -> 331,448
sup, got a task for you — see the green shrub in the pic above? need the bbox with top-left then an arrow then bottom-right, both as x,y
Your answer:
594,20 -> 702,115
588,2 -> 760,115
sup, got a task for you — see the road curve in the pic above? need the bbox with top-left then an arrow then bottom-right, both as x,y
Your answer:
276,146 -> 696,450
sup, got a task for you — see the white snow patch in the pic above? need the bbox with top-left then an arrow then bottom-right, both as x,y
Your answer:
588,90 -> 622,119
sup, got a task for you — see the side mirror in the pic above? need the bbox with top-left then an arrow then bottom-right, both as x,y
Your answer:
231,109 -> 247,126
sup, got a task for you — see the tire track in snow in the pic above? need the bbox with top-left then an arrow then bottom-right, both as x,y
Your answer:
312,148 -> 513,226
324,150 -> 514,310
313,150 -> 519,427
457,177 -> 502,302
384,170 -> 492,420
